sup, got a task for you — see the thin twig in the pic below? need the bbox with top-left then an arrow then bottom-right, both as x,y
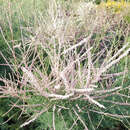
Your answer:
53,105 -> 56,130
73,108 -> 88,130
20,105 -> 50,128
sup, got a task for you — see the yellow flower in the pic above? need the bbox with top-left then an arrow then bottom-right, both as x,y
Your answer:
99,0 -> 130,13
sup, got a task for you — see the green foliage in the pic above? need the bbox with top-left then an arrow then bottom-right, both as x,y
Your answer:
124,15 -> 130,23
0,98 -> 22,130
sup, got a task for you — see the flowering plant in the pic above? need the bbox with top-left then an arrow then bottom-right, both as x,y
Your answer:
99,0 -> 130,13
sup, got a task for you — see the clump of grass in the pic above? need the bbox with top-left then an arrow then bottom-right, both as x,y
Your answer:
0,0 -> 130,129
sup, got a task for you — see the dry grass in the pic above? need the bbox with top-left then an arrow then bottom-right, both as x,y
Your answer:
0,0 -> 130,129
